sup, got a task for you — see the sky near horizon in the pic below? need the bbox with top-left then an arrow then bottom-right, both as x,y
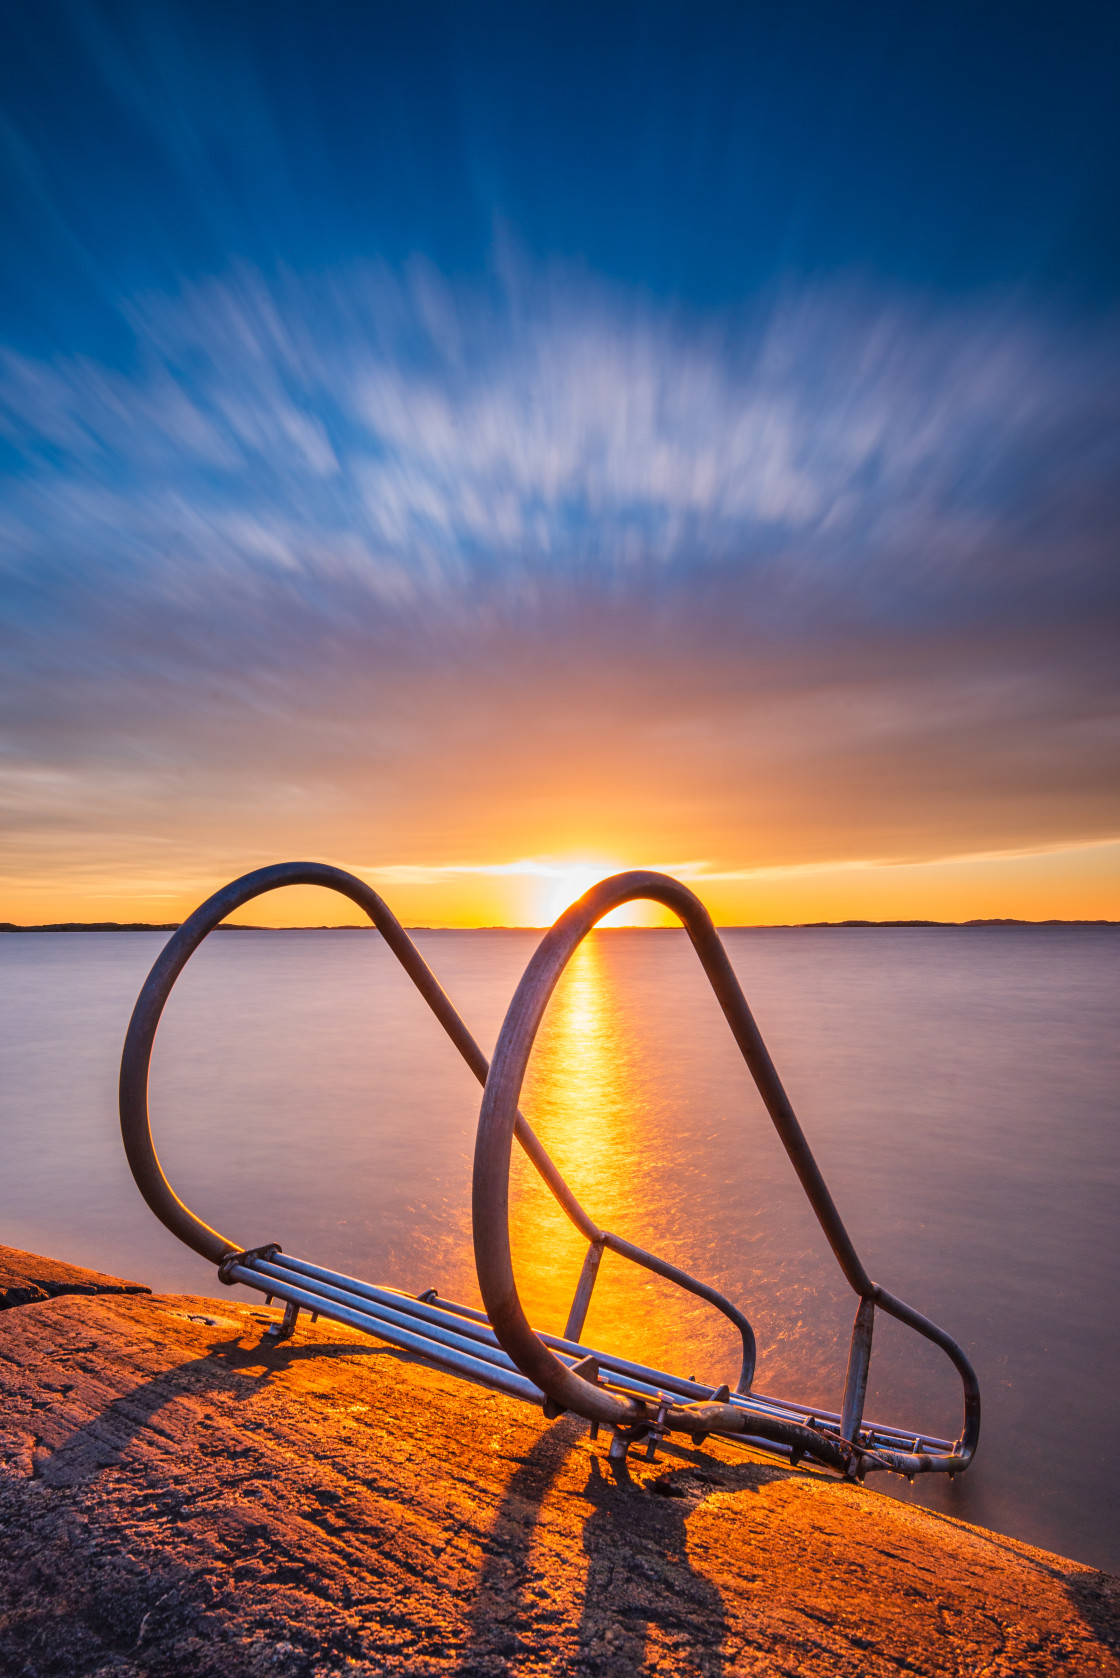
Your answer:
1,1 -> 1118,926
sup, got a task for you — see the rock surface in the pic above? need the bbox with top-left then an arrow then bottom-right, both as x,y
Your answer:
0,1285 -> 1117,1677
0,1243 -> 149,1311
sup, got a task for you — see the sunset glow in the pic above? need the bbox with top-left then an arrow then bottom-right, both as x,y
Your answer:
1,8 -> 1116,928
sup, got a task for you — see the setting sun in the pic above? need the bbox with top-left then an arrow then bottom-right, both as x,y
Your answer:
536,863 -> 676,928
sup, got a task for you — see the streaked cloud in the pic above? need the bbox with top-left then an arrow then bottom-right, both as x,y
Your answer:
4,259 -> 1117,601
1,256 -> 1118,918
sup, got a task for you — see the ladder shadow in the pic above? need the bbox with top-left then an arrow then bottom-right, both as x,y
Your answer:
461,1418 -> 784,1676
37,1331 -> 399,1487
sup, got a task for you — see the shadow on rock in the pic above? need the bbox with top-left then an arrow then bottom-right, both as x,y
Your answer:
463,1420 -> 786,1676
39,1330 -> 403,1487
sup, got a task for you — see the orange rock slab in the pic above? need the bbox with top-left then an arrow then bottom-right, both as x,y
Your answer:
0,1241 -> 149,1310
0,1289 -> 1116,1676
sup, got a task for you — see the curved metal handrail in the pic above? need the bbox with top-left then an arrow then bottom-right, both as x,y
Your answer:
119,860 -> 596,1265
120,859 -> 752,1342
120,861 -> 489,1263
473,869 -> 980,1477
118,860 -> 752,1393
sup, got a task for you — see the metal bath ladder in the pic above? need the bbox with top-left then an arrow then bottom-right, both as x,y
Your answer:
120,861 -> 980,1482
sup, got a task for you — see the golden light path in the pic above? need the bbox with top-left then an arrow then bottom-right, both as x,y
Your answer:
435,925 -> 949,1430
501,934 -> 746,1384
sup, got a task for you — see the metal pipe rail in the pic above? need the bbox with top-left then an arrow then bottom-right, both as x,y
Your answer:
118,860 -> 596,1267
118,861 -> 979,1484
219,1250 -> 957,1478
473,870 -> 980,1479
118,861 -> 753,1388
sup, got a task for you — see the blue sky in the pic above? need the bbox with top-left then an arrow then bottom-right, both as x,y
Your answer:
4,0 -> 1119,344
1,0 -> 1118,920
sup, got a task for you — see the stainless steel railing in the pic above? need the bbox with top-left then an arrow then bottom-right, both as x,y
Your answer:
472,869 -> 979,1477
119,860 -> 979,1479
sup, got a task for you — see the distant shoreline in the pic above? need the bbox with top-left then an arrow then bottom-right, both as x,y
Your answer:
2,918 -> 1116,932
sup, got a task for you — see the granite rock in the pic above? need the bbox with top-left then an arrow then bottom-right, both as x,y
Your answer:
0,1243 -> 149,1310
0,1288 -> 1116,1677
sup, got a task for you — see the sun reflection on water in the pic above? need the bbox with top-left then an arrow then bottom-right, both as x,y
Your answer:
508,934 -> 745,1384
422,928 -> 849,1408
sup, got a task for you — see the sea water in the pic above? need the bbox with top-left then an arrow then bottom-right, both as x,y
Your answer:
1,924 -> 1117,1570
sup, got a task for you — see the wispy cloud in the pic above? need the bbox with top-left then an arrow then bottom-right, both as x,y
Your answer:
1,257 -> 1118,897
3,259 -> 1117,607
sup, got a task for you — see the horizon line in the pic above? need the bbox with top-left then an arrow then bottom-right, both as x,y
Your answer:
2,918 -> 1117,933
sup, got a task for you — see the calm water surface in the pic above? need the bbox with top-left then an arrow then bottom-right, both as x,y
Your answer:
1,926 -> 1117,1570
